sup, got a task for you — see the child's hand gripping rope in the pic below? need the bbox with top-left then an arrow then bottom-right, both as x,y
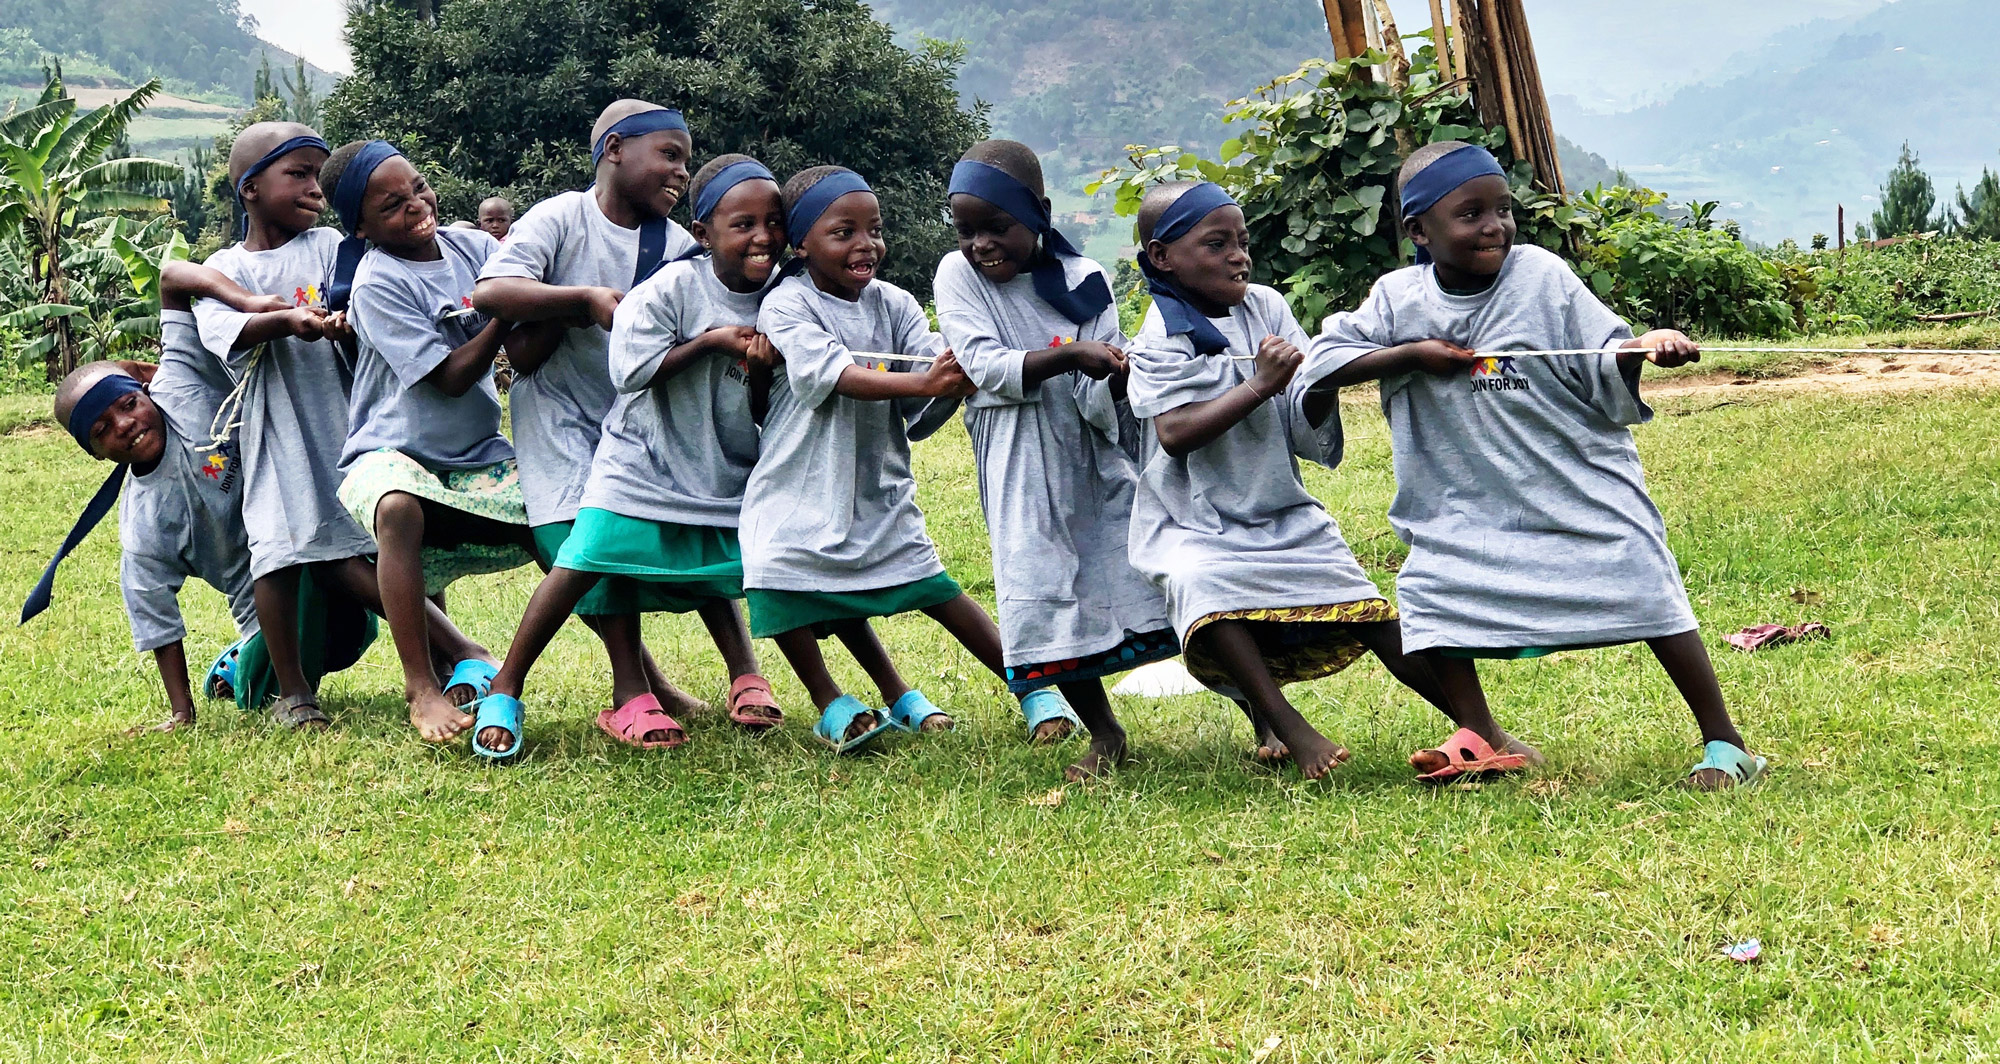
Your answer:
1247,333 -> 1304,400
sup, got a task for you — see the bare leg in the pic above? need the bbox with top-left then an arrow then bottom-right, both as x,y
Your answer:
772,627 -> 879,741
486,566 -> 604,701
1192,620 -> 1347,779
251,565 -> 321,728
922,593 -> 1063,739
829,620 -> 912,708
150,641 -> 197,732
318,555 -> 490,676
1344,621 -> 1541,773
373,492 -> 471,743
700,598 -> 778,727
637,643 -> 707,718
1057,679 -> 1128,781
1650,629 -> 1749,790
1234,698 -> 1287,762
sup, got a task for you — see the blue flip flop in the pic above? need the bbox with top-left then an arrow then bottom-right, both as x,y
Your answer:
886,690 -> 952,733
469,693 -> 525,761
1689,740 -> 1767,788
444,659 -> 499,706
1020,689 -> 1082,740
814,694 -> 896,755
203,638 -> 247,701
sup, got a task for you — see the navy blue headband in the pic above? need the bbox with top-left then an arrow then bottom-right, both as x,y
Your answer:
592,109 -> 688,167
786,170 -> 873,251
24,374 -> 147,624
692,159 -> 778,222
327,140 -> 405,312
1135,182 -> 1239,356
1399,145 -> 1507,265
232,134 -> 330,238
950,160 -> 1112,326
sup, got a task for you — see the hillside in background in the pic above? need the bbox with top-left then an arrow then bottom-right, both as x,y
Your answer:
2,0 -> 326,101
1557,0 -> 1997,243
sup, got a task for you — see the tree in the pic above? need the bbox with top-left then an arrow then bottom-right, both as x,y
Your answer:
1871,141 -> 1940,238
0,68 -> 185,378
324,0 -> 987,295
1952,166 -> 2000,242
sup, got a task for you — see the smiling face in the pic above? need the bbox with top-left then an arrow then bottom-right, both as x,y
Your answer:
693,179 -> 785,293
240,146 -> 329,236
1146,203 -> 1252,315
950,194 -> 1040,285
88,388 -> 165,466
800,190 -> 886,301
604,128 -> 694,219
1408,174 -> 1515,283
355,156 -> 440,256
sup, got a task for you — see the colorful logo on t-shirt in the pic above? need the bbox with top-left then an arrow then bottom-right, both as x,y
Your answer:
1470,355 -> 1530,393
1048,335 -> 1075,348
199,444 -> 238,494
292,283 -> 322,308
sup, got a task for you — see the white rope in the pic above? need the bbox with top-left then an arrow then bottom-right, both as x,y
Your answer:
196,344 -> 262,455
1226,345 -> 2000,361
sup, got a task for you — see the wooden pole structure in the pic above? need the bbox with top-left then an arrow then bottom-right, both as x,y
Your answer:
1428,0 -> 1454,83
1838,204 -> 1847,272
1322,0 -> 1370,62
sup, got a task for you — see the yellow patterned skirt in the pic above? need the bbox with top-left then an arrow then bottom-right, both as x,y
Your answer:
1181,598 -> 1399,693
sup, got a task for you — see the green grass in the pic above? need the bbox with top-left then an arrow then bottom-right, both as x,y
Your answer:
1,376 -> 1998,1059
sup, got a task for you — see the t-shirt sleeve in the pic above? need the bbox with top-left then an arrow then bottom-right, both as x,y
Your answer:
1304,279 -> 1398,385
1266,293 -> 1343,469
757,289 -> 850,411
1126,325 -> 1228,419
121,550 -> 189,653
1551,264 -> 1648,426
890,288 -> 958,439
608,272 -> 682,393
478,201 -> 560,282
191,250 -> 254,368
352,272 -> 454,389
932,257 -> 1028,401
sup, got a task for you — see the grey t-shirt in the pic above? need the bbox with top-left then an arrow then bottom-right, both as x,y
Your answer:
194,227 -> 375,578
586,256 -> 764,527
119,400 -> 258,652
1310,245 -> 1694,651
742,274 -> 956,592
1126,284 -> 1383,640
344,228 -> 513,471
477,190 -> 697,525
933,251 -> 1170,665
152,309 -> 233,443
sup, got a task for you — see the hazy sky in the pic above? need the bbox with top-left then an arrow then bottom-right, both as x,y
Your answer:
241,0 -> 1893,97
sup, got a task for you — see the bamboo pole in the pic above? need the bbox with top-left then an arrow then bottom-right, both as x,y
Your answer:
1475,0 -> 1524,160
1428,0 -> 1454,82
1368,0 -> 1409,92
1449,0 -> 1471,94
1321,0 -> 1370,62
1497,0 -> 1563,195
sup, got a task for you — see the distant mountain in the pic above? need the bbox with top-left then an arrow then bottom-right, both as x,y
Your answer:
1556,0 -> 1998,242
1,0 -> 324,100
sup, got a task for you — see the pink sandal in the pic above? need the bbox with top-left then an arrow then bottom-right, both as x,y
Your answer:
1414,727 -> 1530,783
727,674 -> 783,730
595,694 -> 688,750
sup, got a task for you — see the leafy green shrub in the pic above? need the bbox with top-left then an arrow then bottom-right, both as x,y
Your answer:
1768,238 -> 2000,332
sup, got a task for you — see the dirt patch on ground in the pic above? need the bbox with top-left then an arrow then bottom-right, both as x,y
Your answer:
5,423 -> 55,439
66,86 -> 234,115
1649,354 -> 2000,399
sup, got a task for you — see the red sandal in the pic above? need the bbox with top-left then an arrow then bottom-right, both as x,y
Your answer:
1413,727 -> 1530,783
595,694 -> 687,750
726,674 -> 783,731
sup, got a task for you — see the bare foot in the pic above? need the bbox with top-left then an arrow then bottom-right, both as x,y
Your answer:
410,689 -> 474,743
153,711 -> 195,733
1409,731 -> 1546,776
1289,735 -> 1351,780
920,712 -> 956,734
1064,734 -> 1130,782
654,679 -> 709,719
1029,717 -> 1073,744
845,710 -> 882,743
441,656 -> 499,706
1684,767 -> 1738,792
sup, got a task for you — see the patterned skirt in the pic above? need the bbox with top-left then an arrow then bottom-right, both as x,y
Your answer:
1181,598 -> 1399,697
1004,628 -> 1180,694
337,448 -> 535,596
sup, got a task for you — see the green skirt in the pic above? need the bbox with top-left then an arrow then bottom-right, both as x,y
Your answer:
746,571 -> 962,639
534,511 -> 738,616
1438,640 -> 1622,660
233,566 -> 377,710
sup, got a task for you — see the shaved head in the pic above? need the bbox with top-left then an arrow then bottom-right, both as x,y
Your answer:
590,99 -> 667,148
228,121 -> 323,185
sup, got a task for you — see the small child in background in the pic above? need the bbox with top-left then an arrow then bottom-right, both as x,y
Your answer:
1311,141 -> 1762,789
472,99 -> 709,738
478,197 -> 514,242
1125,181 -> 1487,780
935,139 -> 1175,780
323,140 -> 537,752
23,260 -> 285,730
477,154 -> 789,752
744,165 -> 1008,753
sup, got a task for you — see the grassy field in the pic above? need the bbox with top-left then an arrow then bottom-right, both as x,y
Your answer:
0,369 -> 1996,1059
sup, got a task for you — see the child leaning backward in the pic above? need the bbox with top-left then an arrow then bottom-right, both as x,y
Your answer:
471,99 -> 710,745
196,122 -> 487,730
1125,180 -> 1504,780
744,165 -> 1033,754
1311,141 -> 1763,789
322,140 -> 542,752
473,154 -> 793,755
23,261 -> 291,731
934,139 -> 1176,781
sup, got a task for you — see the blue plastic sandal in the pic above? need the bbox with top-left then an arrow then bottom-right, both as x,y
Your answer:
203,638 -> 248,701
887,690 -> 952,733
469,693 -> 525,761
444,659 -> 499,706
814,694 -> 896,755
1020,689 -> 1082,739
1688,740 -> 1767,788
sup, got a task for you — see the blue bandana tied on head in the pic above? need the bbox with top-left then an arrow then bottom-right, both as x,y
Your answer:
664,159 -> 781,273
327,139 -> 404,313
1397,144 -> 1508,265
591,108 -> 687,167
1135,181 -> 1239,356
780,169 -> 874,278
22,374 -> 147,624
949,160 -> 1113,326
231,134 -> 331,238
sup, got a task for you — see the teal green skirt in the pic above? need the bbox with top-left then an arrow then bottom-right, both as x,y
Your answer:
534,510 -> 742,616
1439,640 -> 1621,660
746,571 -> 962,639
